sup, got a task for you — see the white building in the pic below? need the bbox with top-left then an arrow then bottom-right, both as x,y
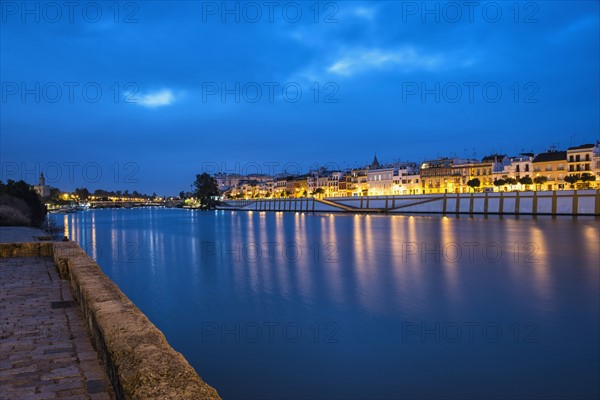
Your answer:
367,167 -> 395,196
494,153 -> 534,180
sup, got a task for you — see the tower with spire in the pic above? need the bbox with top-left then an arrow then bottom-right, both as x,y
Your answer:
34,173 -> 51,198
370,153 -> 381,169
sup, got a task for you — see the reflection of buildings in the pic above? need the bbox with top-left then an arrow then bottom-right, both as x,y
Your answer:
34,173 -> 51,198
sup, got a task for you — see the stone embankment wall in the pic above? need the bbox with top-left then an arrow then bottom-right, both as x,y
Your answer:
219,189 -> 600,216
0,241 -> 221,400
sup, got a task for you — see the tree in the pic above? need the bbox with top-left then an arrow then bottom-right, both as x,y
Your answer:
48,187 -> 62,201
493,179 -> 506,187
74,187 -> 90,201
0,180 -> 47,227
94,189 -> 108,197
533,176 -> 548,186
193,173 -> 219,208
315,188 -> 325,198
505,177 -> 518,185
564,174 -> 579,187
467,178 -> 481,192
519,176 -> 533,185
580,173 -> 596,182
179,191 -> 186,200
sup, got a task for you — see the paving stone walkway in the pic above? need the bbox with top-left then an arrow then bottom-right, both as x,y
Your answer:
0,256 -> 114,400
0,228 -> 51,243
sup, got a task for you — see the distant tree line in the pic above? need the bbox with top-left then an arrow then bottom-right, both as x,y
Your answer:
0,180 -> 47,227
71,188 -> 157,201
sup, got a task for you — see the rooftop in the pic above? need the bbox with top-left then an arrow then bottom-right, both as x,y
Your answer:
533,150 -> 567,163
567,143 -> 596,151
482,154 -> 507,162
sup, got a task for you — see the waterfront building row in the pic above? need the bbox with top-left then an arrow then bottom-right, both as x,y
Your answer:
219,143 -> 600,199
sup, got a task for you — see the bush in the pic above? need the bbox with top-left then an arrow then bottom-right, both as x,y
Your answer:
0,205 -> 31,226
0,194 -> 32,220
0,180 -> 47,227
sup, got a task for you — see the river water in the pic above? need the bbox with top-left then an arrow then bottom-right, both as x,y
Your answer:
52,208 -> 600,399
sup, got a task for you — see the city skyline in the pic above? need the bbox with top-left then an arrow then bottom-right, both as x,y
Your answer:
23,140 -> 600,198
2,1 -> 599,193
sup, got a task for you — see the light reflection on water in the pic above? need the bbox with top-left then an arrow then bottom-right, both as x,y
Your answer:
54,209 -> 600,399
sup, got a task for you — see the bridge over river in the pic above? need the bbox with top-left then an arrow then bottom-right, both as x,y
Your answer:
88,200 -> 184,209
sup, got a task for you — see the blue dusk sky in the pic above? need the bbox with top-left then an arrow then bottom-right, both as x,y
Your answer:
1,1 -> 599,194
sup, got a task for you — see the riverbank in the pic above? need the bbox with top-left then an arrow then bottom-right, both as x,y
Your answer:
0,228 -> 114,399
0,226 -> 52,242
0,230 -> 220,400
218,189 -> 600,216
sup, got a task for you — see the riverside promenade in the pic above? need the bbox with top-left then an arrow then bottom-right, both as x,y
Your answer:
218,189 -> 600,215
0,227 -> 114,400
1,227 -> 220,400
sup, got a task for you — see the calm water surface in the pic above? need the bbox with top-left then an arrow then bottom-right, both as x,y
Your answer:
53,209 -> 600,399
